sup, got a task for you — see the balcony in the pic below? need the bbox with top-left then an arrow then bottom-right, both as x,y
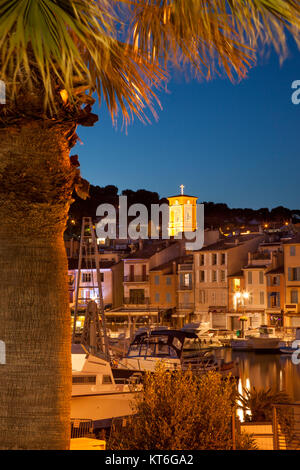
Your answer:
178,284 -> 193,290
178,303 -> 194,310
124,297 -> 150,305
178,264 -> 193,271
124,275 -> 149,282
252,252 -> 271,260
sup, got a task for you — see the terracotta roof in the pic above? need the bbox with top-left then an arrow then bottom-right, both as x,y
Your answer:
284,233 -> 300,244
125,240 -> 177,260
150,255 -> 193,272
227,271 -> 244,278
195,234 -> 263,252
265,265 -> 284,275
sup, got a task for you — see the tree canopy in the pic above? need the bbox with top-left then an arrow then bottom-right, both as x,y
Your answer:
1,1 -> 300,126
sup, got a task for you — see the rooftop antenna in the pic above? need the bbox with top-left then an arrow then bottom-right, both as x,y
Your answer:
72,217 -> 110,359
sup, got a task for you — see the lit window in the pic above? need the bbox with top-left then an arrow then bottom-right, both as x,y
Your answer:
82,272 -> 92,283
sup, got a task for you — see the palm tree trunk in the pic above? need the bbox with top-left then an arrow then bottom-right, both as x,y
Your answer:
0,121 -> 77,449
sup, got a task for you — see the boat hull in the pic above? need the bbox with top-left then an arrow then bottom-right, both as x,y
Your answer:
71,390 -> 138,424
247,337 -> 280,351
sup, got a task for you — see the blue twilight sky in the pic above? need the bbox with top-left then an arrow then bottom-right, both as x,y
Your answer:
74,41 -> 300,211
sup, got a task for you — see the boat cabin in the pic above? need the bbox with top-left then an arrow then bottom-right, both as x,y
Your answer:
127,329 -> 202,361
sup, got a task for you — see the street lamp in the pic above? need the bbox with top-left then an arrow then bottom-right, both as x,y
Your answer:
233,291 -> 249,338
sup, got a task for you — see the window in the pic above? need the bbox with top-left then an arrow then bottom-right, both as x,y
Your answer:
212,270 -> 217,282
199,290 -> 206,304
212,253 -> 217,265
102,375 -> 112,384
272,276 -> 280,286
72,375 -> 96,385
288,268 -> 300,281
129,289 -> 145,304
199,270 -> 205,282
155,293 -> 160,303
82,272 -> 92,283
259,271 -> 264,284
199,254 -> 205,266
290,246 -> 296,256
211,292 -> 216,304
268,293 -> 280,308
180,273 -> 192,289
166,276 -> 171,285
166,293 -> 171,303
248,271 -> 252,284
154,275 -> 160,285
291,290 -> 298,304
221,253 -> 226,265
260,291 -> 265,305
248,294 -> 253,305
220,270 -> 226,282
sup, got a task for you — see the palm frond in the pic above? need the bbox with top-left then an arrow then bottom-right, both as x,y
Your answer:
1,0 -> 300,124
0,0 -> 164,124
122,0 -> 300,81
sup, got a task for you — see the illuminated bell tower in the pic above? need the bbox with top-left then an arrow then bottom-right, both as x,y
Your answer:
167,185 -> 198,236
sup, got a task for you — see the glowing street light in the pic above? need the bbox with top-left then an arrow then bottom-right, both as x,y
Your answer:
233,290 -> 249,338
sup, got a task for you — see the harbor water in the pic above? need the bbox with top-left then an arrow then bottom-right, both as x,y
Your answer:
220,348 -> 300,402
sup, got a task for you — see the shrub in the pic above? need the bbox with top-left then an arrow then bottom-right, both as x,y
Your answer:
108,365 -> 255,450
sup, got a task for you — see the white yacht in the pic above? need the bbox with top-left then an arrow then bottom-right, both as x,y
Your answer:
231,325 -> 281,352
118,329 -> 238,376
71,345 -> 141,432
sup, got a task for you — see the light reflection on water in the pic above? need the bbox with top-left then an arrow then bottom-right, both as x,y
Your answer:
227,349 -> 299,394
215,348 -> 300,421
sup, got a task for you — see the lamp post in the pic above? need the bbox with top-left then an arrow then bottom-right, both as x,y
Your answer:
234,291 -> 249,338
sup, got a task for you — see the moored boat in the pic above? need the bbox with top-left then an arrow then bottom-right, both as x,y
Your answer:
118,329 -> 238,377
71,344 -> 141,432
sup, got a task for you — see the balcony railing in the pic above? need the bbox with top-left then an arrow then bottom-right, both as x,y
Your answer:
178,303 -> 194,310
252,252 -> 271,260
124,297 -> 150,305
178,264 -> 193,271
124,275 -> 149,282
178,284 -> 193,290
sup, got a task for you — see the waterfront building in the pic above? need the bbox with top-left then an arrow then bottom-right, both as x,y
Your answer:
193,234 -> 264,328
109,239 -> 185,324
265,265 -> 285,327
149,260 -> 178,322
283,234 -> 300,327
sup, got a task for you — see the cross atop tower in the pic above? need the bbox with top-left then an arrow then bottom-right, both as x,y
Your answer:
180,184 -> 184,195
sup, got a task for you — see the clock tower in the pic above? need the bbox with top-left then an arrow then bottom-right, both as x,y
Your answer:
167,185 -> 198,236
